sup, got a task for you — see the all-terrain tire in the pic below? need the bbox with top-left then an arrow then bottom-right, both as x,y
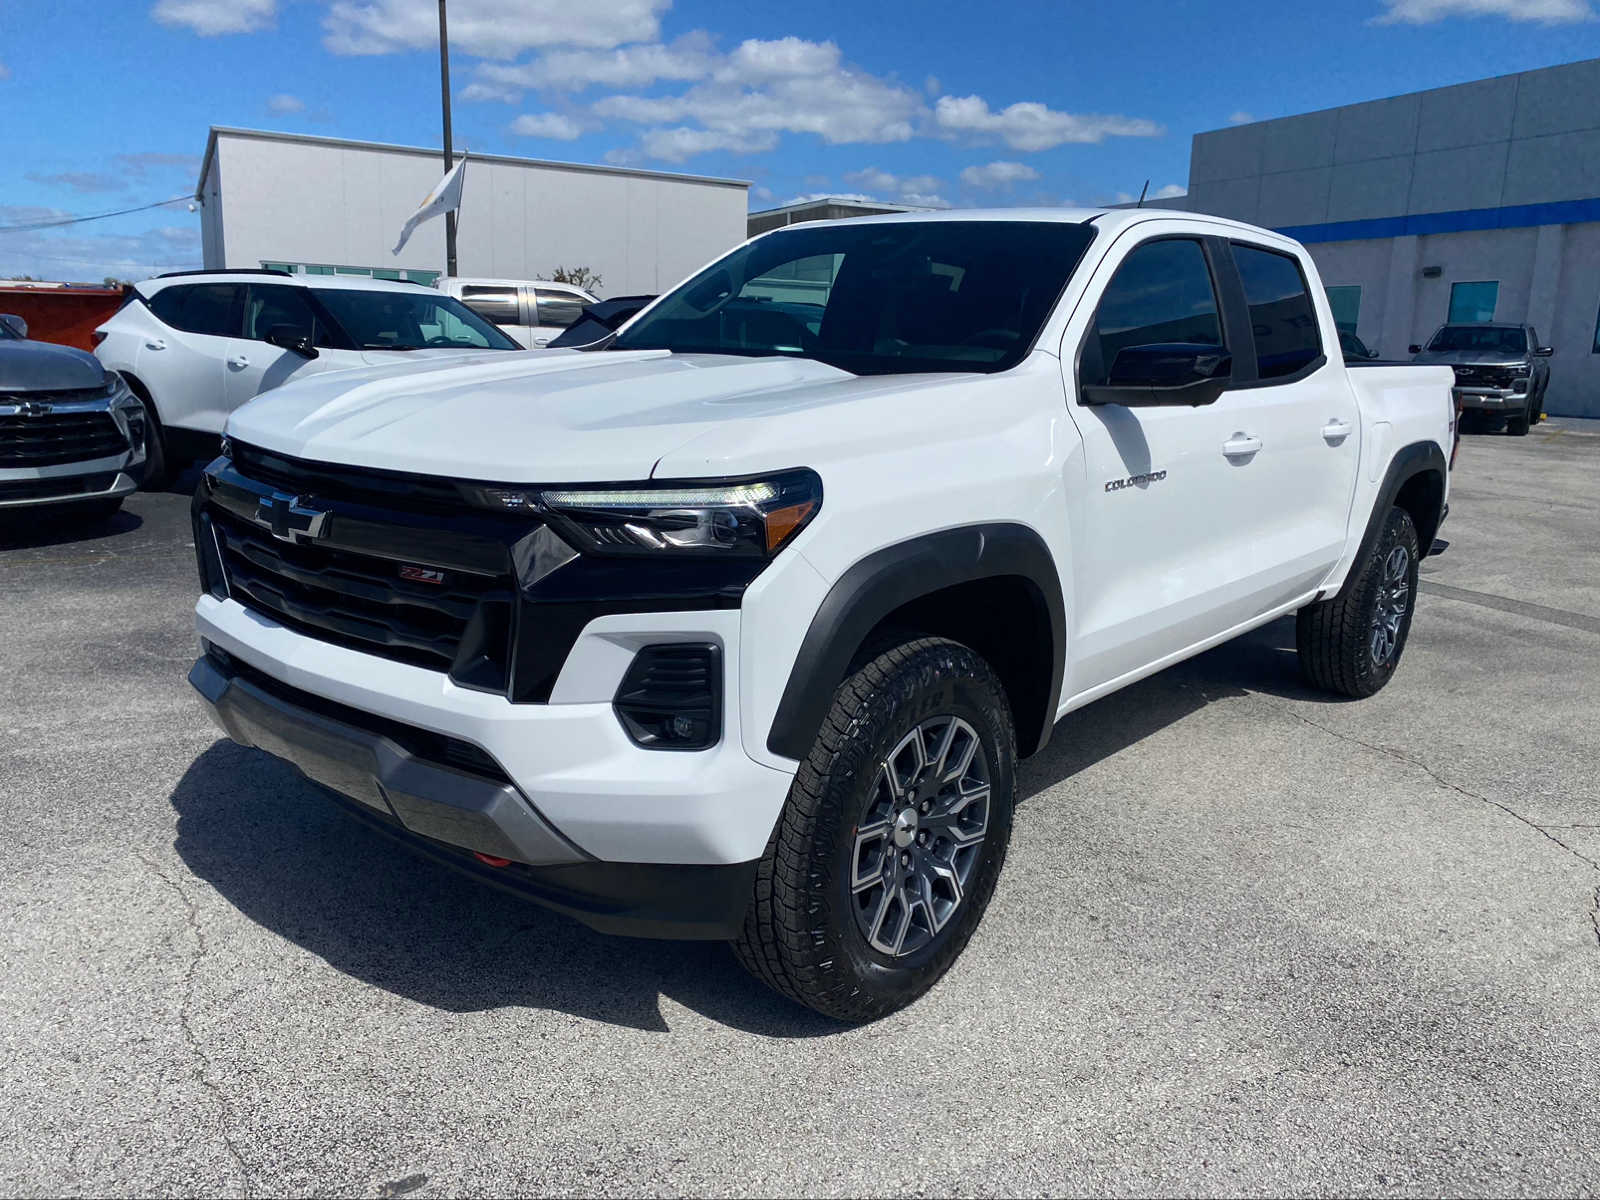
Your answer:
1296,505 -> 1421,698
732,637 -> 1016,1022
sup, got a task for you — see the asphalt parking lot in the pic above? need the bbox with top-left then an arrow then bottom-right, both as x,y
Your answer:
2,421 -> 1598,1198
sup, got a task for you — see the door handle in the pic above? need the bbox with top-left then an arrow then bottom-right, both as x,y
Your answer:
227,355 -> 250,369
1222,434 -> 1262,458
1321,419 -> 1353,442
144,338 -> 166,351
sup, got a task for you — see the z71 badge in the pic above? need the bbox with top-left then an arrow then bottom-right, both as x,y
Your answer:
1104,469 -> 1167,493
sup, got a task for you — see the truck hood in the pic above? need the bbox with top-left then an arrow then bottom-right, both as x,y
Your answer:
224,349 -> 878,481
0,339 -> 108,391
1412,349 -> 1527,366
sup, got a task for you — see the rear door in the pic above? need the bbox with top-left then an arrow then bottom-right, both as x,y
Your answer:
1222,240 -> 1361,599
142,283 -> 243,434
221,284 -> 353,411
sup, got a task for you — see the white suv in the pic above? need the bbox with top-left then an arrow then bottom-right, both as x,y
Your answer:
439,277 -> 596,348
94,271 -> 522,486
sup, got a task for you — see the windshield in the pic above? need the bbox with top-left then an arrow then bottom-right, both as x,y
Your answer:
612,220 -> 1098,375
311,288 -> 519,352
1427,325 -> 1526,354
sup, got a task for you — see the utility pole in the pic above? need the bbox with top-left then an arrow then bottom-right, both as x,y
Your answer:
438,0 -> 457,277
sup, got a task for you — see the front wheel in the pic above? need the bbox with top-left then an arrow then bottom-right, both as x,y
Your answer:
733,637 -> 1016,1022
1296,506 -> 1421,698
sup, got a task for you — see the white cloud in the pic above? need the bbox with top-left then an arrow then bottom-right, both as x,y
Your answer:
1154,183 -> 1187,199
934,95 -> 1161,150
0,215 -> 200,283
751,185 -> 774,202
1228,110 -> 1254,125
0,62 -> 11,81
637,126 -> 780,160
322,0 -> 670,58
959,160 -> 1041,190
509,112 -> 585,140
841,168 -> 944,206
844,166 -> 900,193
714,36 -> 840,82
466,32 -> 715,98
597,58 -> 923,160
783,192 -> 879,205
267,93 -> 306,114
151,0 -> 276,36
115,152 -> 203,179
1375,0 -> 1592,20
25,172 -> 125,194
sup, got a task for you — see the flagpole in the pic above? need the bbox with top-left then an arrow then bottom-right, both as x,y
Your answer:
438,0 -> 457,278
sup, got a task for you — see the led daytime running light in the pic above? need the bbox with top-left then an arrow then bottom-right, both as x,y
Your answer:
541,482 -> 779,509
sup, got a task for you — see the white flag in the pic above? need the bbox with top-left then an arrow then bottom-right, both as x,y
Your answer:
392,154 -> 467,256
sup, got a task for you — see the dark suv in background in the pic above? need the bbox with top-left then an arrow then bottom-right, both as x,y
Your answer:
1410,323 -> 1552,436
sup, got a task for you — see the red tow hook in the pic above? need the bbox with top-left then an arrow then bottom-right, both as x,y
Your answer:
473,852 -> 512,868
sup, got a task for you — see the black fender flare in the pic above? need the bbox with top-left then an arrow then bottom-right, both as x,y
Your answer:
766,523 -> 1067,761
1338,439 -> 1448,598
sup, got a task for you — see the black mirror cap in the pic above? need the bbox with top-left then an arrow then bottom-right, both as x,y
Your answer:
1408,344 -> 1422,355
1082,376 -> 1228,408
1535,345 -> 1554,357
265,324 -> 319,358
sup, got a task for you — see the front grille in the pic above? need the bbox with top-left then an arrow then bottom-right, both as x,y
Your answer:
0,409 -> 128,468
212,508 -> 514,677
232,441 -> 471,515
1452,364 -> 1516,388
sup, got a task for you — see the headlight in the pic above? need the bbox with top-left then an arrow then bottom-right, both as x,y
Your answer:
469,469 -> 822,558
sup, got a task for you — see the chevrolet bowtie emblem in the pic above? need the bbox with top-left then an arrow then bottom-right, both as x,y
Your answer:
18,401 -> 52,417
254,491 -> 329,544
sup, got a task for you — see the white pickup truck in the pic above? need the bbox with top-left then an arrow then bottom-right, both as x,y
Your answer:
187,209 -> 1454,1021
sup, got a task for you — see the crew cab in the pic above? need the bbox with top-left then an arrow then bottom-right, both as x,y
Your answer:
95,271 -> 520,488
1,313 -> 148,521
1410,323 -> 1551,435
186,210 -> 1454,1021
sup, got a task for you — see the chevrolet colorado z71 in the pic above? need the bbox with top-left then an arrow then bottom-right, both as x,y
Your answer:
187,210 -> 1454,1021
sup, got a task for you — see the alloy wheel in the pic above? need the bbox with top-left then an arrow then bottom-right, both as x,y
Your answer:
1370,544 -> 1411,666
850,716 -> 991,957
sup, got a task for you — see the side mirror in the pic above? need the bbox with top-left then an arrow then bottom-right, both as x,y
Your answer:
1408,344 -> 1422,355
265,324 -> 318,359
0,313 -> 27,338
1534,345 -> 1554,357
1083,344 -> 1232,408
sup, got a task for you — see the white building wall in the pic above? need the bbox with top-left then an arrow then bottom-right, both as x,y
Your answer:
199,130 -> 748,296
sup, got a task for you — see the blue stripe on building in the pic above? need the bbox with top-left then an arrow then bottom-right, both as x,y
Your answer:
1277,197 -> 1600,245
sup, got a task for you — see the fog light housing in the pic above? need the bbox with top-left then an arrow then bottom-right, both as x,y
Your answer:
614,643 -> 722,751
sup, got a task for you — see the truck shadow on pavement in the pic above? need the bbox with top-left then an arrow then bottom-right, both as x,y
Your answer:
0,507 -> 142,550
167,615 -> 1333,1036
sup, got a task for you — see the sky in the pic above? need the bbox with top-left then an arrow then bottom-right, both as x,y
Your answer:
2,0 -> 1599,282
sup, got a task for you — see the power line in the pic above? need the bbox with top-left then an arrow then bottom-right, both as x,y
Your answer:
0,195 -> 192,234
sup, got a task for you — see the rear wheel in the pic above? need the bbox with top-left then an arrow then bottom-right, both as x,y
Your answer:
733,637 -> 1016,1022
1296,506 -> 1421,698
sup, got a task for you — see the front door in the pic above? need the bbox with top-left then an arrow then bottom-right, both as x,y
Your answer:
221,284 -> 341,412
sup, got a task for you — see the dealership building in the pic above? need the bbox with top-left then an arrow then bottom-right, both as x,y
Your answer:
194,127 -> 749,295
1173,56 -> 1600,417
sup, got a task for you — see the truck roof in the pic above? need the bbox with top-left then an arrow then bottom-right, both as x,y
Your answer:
765,205 -> 1302,248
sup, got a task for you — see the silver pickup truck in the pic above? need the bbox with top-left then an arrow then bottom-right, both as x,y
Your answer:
0,313 -> 149,521
1409,323 -> 1552,436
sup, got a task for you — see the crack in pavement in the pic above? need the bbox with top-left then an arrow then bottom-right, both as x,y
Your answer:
136,852 -> 253,1198
1252,696 -> 1600,879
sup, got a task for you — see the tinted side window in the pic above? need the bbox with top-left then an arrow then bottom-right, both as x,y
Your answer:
148,283 -> 243,337
1084,238 -> 1223,387
461,286 -> 521,325
533,288 -> 585,328
245,285 -> 340,347
1233,244 -> 1321,380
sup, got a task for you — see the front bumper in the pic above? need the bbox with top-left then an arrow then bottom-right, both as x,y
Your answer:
189,650 -> 759,938
195,591 -> 795,863
0,455 -> 139,509
1453,385 -> 1530,411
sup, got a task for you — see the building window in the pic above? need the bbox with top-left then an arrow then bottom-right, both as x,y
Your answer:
1324,285 -> 1361,335
1448,281 -> 1498,324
